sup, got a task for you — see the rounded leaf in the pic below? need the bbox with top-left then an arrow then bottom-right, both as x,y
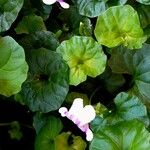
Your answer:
55,132 -> 87,150
94,5 -> 147,49
21,48 -> 69,113
0,0 -> 23,32
15,14 -> 46,34
35,116 -> 63,150
0,36 -> 28,97
90,120 -> 150,150
77,0 -> 108,18
57,36 -> 107,85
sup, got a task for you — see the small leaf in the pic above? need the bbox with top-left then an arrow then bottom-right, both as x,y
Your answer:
8,121 -> 23,141
90,120 -> 150,150
57,36 -> 107,85
94,5 -> 147,49
0,0 -> 23,32
15,14 -> 46,34
77,0 -> 108,18
35,116 -> 63,150
66,92 -> 89,105
21,48 -> 69,112
55,132 -> 87,150
0,36 -> 28,97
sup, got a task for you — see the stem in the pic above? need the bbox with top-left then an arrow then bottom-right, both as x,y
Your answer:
89,86 -> 101,104
0,122 -> 34,130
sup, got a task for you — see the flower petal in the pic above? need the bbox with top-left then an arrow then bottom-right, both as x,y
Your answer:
42,0 -> 57,5
58,1 -> 70,9
86,129 -> 93,141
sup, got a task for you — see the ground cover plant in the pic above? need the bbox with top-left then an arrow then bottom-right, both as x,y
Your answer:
0,0 -> 150,149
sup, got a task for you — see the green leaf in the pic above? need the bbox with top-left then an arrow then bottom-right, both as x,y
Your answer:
0,36 -> 28,97
94,5 -> 147,49
66,92 -> 89,105
99,67 -> 125,93
33,112 -> 51,134
35,116 -> 63,150
108,44 -> 150,106
77,0 -> 108,18
90,120 -> 150,150
79,18 -> 93,37
57,36 -> 107,85
136,0 -> 150,5
107,0 -> 128,6
106,92 -> 149,126
8,121 -> 23,141
55,132 -> 87,150
21,48 -> 69,112
0,0 -> 23,32
15,14 -> 46,34
137,4 -> 150,28
58,6 -> 84,30
19,31 -> 59,51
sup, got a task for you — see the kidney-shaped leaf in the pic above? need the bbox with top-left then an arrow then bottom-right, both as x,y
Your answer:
21,48 -> 69,113
0,36 -> 28,97
35,116 -> 63,150
0,0 -> 23,32
109,44 -> 150,105
90,120 -> 150,150
94,5 -> 147,49
55,132 -> 87,150
106,92 -> 148,126
77,0 -> 108,18
15,14 -> 46,34
57,36 -> 107,85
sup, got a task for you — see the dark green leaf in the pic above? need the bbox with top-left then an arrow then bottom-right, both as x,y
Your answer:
19,31 -> 59,51
77,0 -> 108,18
35,116 -> 63,150
21,48 -> 69,112
15,14 -> 46,34
109,44 -> 150,107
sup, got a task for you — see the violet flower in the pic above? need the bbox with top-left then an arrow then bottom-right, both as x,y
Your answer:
59,98 -> 96,141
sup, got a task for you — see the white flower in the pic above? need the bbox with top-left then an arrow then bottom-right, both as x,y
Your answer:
42,0 -> 70,9
59,98 -> 96,141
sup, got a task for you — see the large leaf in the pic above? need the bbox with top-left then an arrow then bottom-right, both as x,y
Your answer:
108,44 -> 150,106
35,116 -> 63,150
136,0 -> 150,5
0,0 -> 23,32
55,132 -> 87,150
76,0 -> 108,18
15,14 -> 46,34
57,36 -> 107,85
90,120 -> 150,150
94,5 -> 147,49
91,92 -> 149,132
0,36 -> 28,97
21,48 -> 69,112
106,92 -> 149,126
